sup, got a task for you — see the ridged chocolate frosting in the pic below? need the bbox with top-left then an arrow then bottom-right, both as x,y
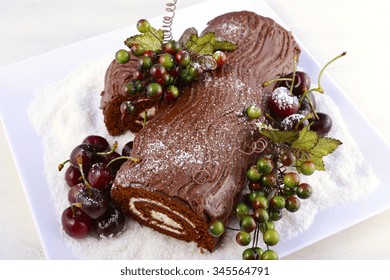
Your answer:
112,11 -> 300,223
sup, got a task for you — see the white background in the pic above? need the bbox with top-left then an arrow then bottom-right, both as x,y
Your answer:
0,0 -> 389,259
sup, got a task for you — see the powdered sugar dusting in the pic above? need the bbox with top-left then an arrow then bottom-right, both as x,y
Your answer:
271,86 -> 299,110
28,56 -> 379,259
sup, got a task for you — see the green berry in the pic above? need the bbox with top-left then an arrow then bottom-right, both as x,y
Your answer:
130,43 -> 146,57
261,250 -> 279,260
263,229 -> 280,246
137,55 -> 153,71
300,160 -> 316,175
252,196 -> 268,209
246,105 -> 261,119
259,220 -> 275,233
240,215 -> 257,233
248,190 -> 265,203
164,85 -> 179,101
164,40 -> 181,54
256,157 -> 274,174
270,195 -> 286,210
285,196 -> 301,212
120,101 -> 136,115
123,80 -> 142,96
246,166 -> 261,181
234,202 -> 249,218
180,68 -> 193,83
242,247 -> 263,260
136,19 -> 151,33
296,183 -> 313,199
175,50 -> 191,66
158,53 -> 174,69
146,82 -> 163,100
236,231 -> 251,246
252,208 -> 269,223
269,209 -> 282,221
208,220 -> 224,237
283,172 -> 300,189
260,173 -> 276,188
115,49 -> 130,64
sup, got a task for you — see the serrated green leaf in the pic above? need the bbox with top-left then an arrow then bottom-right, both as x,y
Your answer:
260,129 -> 299,144
185,32 -> 238,55
291,126 -> 318,151
311,156 -> 325,171
125,27 -> 164,52
213,40 -> 238,51
311,137 -> 342,158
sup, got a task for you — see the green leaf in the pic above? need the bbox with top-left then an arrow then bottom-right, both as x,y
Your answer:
185,32 -> 238,55
291,126 -> 318,151
260,129 -> 299,144
311,156 -> 325,171
125,27 -> 164,52
311,137 -> 342,158
213,40 -> 238,52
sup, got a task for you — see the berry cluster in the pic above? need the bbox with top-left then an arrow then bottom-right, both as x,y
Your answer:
116,19 -> 228,117
209,151 -> 315,260
58,135 -> 136,239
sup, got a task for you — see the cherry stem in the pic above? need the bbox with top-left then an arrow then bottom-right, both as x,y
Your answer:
262,77 -> 292,87
289,56 -> 298,94
58,159 -> 70,171
106,156 -> 141,169
294,113 -> 314,130
299,90 -> 319,119
76,155 -> 92,189
143,111 -> 148,127
97,141 -> 118,156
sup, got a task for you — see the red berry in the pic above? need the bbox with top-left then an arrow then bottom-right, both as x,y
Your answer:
61,206 -> 92,238
212,51 -> 227,67
269,87 -> 299,118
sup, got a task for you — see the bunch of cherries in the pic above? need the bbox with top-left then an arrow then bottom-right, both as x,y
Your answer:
266,52 -> 346,136
115,19 -> 227,116
58,135 -> 135,239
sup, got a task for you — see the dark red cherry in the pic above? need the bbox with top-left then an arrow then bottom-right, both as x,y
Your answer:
75,187 -> 109,219
82,135 -> 110,153
87,162 -> 115,192
278,71 -> 311,96
93,204 -> 126,238
122,141 -> 134,157
64,165 -> 82,187
269,87 -> 299,118
310,112 -> 332,136
61,205 -> 92,239
68,183 -> 87,204
69,143 -> 95,174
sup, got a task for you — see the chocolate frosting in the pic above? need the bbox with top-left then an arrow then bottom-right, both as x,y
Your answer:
112,11 -> 300,223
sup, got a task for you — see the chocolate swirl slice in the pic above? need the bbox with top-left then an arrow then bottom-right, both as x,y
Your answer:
111,11 -> 300,252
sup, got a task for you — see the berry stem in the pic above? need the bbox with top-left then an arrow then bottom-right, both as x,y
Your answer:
262,77 -> 292,87
106,156 -> 141,169
289,56 -> 298,94
316,51 -> 346,93
96,141 -> 118,156
58,159 -> 70,171
76,155 -> 92,189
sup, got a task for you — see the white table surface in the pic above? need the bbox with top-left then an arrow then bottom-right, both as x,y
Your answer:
1,0 -> 389,259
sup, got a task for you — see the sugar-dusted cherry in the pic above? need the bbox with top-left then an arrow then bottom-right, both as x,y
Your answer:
75,187 -> 109,219
93,203 -> 126,238
269,87 -> 300,118
87,162 -> 115,192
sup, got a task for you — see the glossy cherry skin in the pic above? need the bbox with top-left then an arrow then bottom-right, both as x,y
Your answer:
310,112 -> 332,136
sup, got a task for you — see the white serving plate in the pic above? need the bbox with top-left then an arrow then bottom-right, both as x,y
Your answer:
0,0 -> 389,259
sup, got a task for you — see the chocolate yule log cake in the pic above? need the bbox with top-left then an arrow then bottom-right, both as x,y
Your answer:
108,11 -> 300,251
